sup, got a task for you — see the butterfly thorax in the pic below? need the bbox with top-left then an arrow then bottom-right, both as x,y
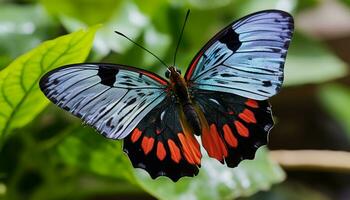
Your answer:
168,66 -> 202,135
169,66 -> 191,105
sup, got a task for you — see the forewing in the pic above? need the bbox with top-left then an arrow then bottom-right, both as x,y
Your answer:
123,96 -> 202,182
185,10 -> 294,100
193,89 -> 273,166
40,63 -> 168,139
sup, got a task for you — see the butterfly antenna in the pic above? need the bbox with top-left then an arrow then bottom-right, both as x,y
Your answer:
173,9 -> 190,66
114,31 -> 168,68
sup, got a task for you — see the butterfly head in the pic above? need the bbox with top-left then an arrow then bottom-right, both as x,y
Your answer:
165,66 -> 181,79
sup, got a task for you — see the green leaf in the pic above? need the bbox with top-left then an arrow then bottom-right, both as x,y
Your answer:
318,84 -> 350,140
55,126 -> 135,182
284,33 -> 348,86
0,27 -> 98,145
134,148 -> 285,200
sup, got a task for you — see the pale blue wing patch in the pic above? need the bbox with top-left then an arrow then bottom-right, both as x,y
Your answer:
187,10 -> 294,100
40,63 -> 167,139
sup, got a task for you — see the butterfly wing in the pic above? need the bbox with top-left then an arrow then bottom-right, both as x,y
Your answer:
123,96 -> 202,181
40,63 -> 202,181
185,10 -> 294,100
193,89 -> 273,166
39,63 -> 168,139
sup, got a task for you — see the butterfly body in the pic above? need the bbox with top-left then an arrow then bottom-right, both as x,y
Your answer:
40,10 -> 294,181
168,66 -> 202,136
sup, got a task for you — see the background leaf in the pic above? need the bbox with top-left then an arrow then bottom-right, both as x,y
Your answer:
59,1 -> 150,58
40,0 -> 121,25
0,4 -> 59,69
284,33 -> 348,86
318,84 -> 350,140
0,27 -> 98,145
55,126 -> 135,182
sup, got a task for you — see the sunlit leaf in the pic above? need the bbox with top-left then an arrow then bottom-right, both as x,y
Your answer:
318,84 -> 350,140
284,33 -> 348,86
135,148 -> 285,200
0,27 -> 98,145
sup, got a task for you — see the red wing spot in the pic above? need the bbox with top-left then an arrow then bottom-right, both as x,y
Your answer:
141,136 -> 155,155
239,109 -> 257,123
168,139 -> 181,163
222,124 -> 238,148
156,129 -> 161,135
177,133 -> 201,165
202,124 -> 227,162
156,141 -> 166,161
131,128 -> 142,143
234,121 -> 249,137
210,124 -> 228,158
228,111 -> 234,115
245,99 -> 259,108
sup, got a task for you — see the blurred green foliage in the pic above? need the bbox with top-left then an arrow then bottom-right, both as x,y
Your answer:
0,0 -> 349,200
319,84 -> 350,140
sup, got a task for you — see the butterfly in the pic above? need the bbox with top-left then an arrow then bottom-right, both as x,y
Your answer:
39,10 -> 294,181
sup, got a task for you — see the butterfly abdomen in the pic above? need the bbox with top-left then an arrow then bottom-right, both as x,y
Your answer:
182,103 -> 202,136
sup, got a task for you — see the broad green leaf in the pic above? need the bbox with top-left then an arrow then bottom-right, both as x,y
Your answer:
55,126 -> 135,182
135,147 -> 285,200
0,27 -> 98,145
284,33 -> 348,86
0,4 -> 59,68
318,84 -> 350,140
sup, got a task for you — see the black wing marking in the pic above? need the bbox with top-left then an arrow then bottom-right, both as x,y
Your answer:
40,63 -> 168,139
185,10 -> 294,100
123,96 -> 202,182
192,89 -> 273,166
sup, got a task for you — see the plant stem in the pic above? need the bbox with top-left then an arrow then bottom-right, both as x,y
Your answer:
270,150 -> 350,172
